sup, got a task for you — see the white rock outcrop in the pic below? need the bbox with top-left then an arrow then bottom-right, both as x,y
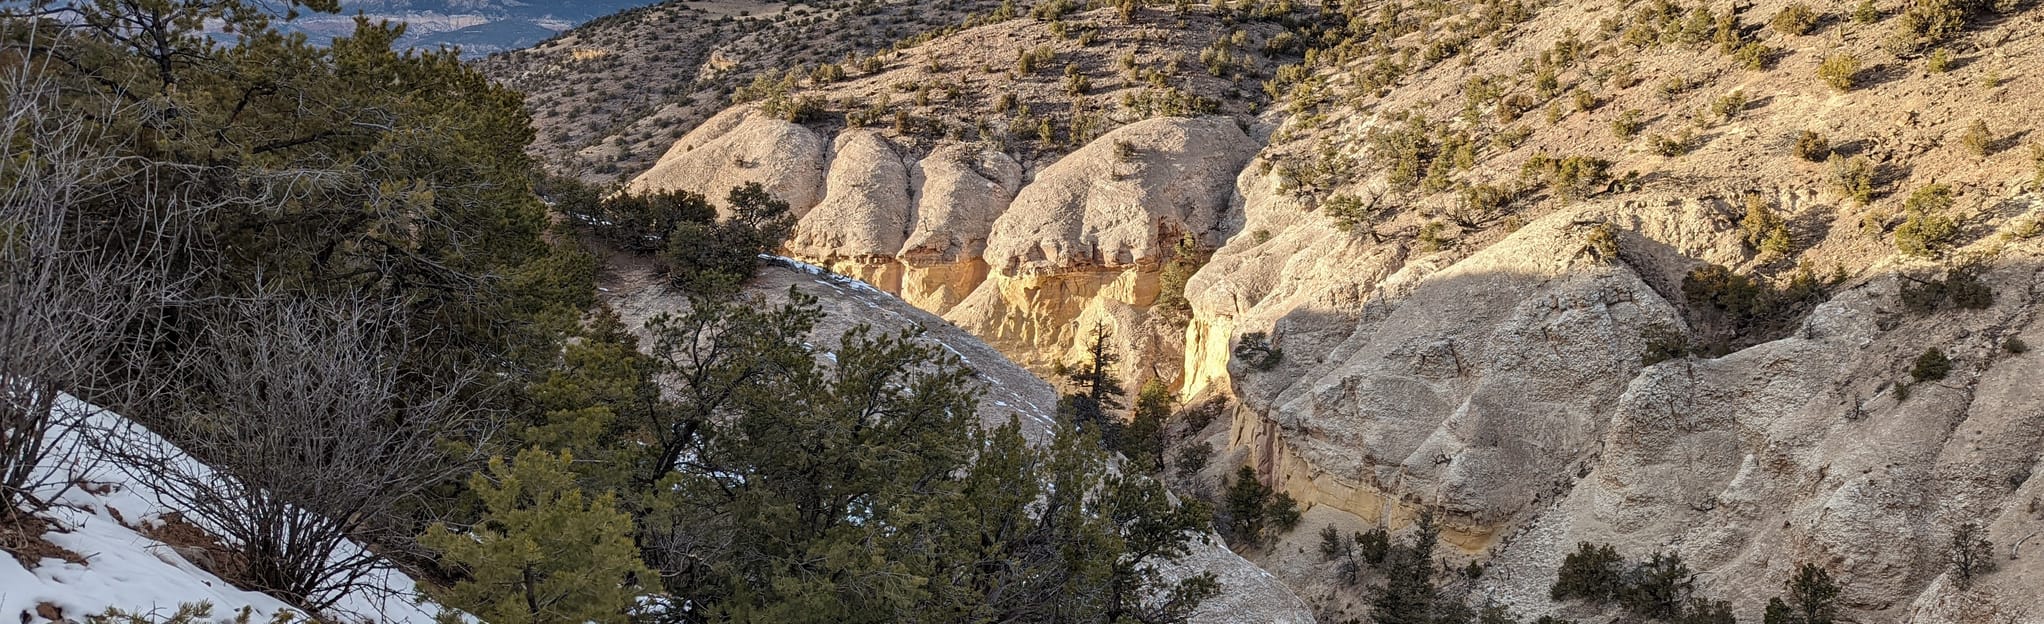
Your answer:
630,111 -> 1257,382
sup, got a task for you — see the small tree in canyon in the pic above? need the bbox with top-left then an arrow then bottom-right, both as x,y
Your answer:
1949,522 -> 1998,588
1060,324 -> 1128,448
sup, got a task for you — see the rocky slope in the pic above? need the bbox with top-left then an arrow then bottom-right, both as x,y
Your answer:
1167,0 -> 2044,618
478,0 -> 1042,178
620,3 -> 1293,381
1218,196 -> 2042,621
544,0 -> 2044,621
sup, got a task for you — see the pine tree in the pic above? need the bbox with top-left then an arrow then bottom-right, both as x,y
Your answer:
1062,324 -> 1127,446
1319,524 -> 1352,561
1267,492 -> 1301,535
651,321 -> 980,621
522,307 -> 662,490
1623,552 -> 1698,620
1780,563 -> 1841,624
1551,542 -> 1626,603
661,183 -> 795,294
1222,466 -> 1273,543
628,291 -> 1216,622
420,449 -> 653,624
637,288 -> 821,488
1358,527 -> 1392,566
1373,511 -> 1442,624
1766,598 -> 1798,624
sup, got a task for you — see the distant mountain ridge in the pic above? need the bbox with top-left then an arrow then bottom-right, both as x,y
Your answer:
280,0 -> 661,57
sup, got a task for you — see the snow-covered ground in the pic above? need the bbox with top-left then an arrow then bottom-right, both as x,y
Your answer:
2,395 -> 447,623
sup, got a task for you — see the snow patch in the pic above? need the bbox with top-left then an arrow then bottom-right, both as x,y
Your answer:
2,395 -> 449,623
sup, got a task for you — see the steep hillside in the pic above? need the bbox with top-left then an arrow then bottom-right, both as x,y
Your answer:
477,0 -> 1036,178
1196,0 -> 2044,619
1,396 -> 447,623
1176,0 -> 2044,619
620,3 -> 1298,381
540,0 -> 2044,621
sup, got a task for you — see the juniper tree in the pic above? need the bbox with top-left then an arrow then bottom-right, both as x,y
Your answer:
1623,551 -> 1699,620
1222,467 -> 1273,544
661,183 -> 795,294
1552,542 -> 1626,603
1122,380 -> 1174,473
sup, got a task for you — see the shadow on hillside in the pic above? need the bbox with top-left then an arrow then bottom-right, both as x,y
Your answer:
1988,129 -> 2032,156
1832,137 -> 1874,157
1860,61 -> 1911,91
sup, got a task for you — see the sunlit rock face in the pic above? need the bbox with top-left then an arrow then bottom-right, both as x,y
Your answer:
631,111 -> 1256,383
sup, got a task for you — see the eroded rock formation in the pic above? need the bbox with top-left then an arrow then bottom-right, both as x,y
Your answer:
633,76 -> 2044,624
630,109 -> 1257,382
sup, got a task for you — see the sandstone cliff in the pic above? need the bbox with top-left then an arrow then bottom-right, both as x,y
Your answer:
629,109 -> 1260,384
1210,188 -> 2044,621
574,0 -> 2044,620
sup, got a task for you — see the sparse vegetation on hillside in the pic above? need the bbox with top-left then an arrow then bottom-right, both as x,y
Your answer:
1771,3 -> 1821,35
1682,263 -> 1839,354
1896,184 -> 1962,257
1234,332 -> 1284,371
1894,0 -> 2011,48
481,0 -> 1114,178
1743,193 -> 1796,258
1323,193 -> 1383,237
1522,153 -> 1615,201
1711,89 -> 1748,122
1960,119 -> 1995,156
1650,129 -> 1700,156
1899,265 -> 1995,313
1928,47 -> 1955,72
1155,235 -> 1213,328
2032,142 -> 2044,186
1612,108 -> 1647,139
1818,54 -> 1861,92
1911,347 -> 1953,381
1794,131 -> 1833,161
1830,154 -> 1878,205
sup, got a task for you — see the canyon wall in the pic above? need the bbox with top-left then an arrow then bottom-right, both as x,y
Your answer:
1190,162 -> 2044,620
631,100 -> 2044,621
628,108 -> 1259,383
